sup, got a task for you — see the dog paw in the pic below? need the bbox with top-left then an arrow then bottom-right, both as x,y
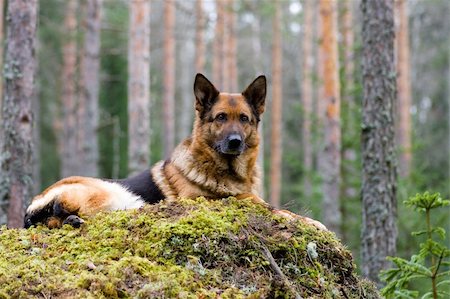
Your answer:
63,215 -> 85,228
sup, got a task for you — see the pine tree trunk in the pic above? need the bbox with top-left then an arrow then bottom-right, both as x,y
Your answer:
395,0 -> 412,177
213,0 -> 224,89
361,0 -> 398,286
270,2 -> 282,208
319,0 -> 341,234
61,0 -> 79,177
128,0 -> 150,174
302,0 -> 314,198
163,0 -> 175,159
179,0 -> 194,142
195,0 -> 205,73
0,0 -> 4,124
250,8 -> 265,198
0,0 -> 38,228
226,0 -> 238,92
79,0 -> 102,177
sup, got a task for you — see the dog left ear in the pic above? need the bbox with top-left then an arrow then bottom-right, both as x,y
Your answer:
242,75 -> 266,116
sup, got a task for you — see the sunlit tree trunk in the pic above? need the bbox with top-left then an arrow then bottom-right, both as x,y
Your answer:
250,6 -> 265,198
0,0 -> 38,228
213,0 -> 224,89
61,0 -> 78,177
226,0 -> 238,92
128,0 -> 150,174
270,2 -> 282,208
79,0 -> 102,177
319,0 -> 341,234
395,0 -> 412,177
302,0 -> 314,198
195,0 -> 205,73
361,0 -> 397,286
163,0 -> 176,159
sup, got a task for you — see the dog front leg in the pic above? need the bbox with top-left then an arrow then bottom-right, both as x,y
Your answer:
235,193 -> 327,231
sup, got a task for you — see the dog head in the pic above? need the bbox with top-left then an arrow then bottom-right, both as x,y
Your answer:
193,74 -> 266,156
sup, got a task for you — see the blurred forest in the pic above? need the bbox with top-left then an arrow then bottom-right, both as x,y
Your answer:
0,0 -> 449,289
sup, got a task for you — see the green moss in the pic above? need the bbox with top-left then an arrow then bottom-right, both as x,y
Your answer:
0,197 -> 380,298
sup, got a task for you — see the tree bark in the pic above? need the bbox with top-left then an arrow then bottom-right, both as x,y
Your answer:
61,0 -> 79,177
0,0 -> 4,124
319,0 -> 341,234
361,0 -> 398,286
79,0 -> 102,177
128,0 -> 150,174
213,0 -> 224,89
225,0 -> 238,92
395,0 -> 412,177
163,0 -> 176,159
0,0 -> 38,228
302,0 -> 314,198
270,2 -> 282,208
195,0 -> 205,73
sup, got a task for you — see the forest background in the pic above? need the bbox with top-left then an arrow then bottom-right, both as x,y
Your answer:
0,0 -> 449,289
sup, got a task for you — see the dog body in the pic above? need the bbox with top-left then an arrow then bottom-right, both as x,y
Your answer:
24,74 -> 271,229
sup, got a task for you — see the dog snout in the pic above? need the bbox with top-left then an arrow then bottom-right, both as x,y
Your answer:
227,134 -> 242,150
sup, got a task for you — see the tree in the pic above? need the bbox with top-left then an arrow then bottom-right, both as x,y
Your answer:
79,0 -> 102,177
395,0 -> 412,177
270,2 -> 282,208
361,0 -> 398,286
0,0 -> 5,123
318,0 -> 341,234
301,0 -> 314,197
213,0 -> 224,89
61,0 -> 78,177
195,0 -> 205,73
225,0 -> 238,92
163,0 -> 175,159
0,0 -> 38,228
128,0 -> 150,174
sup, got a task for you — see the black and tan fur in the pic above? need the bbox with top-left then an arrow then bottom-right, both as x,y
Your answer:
24,74 -> 325,230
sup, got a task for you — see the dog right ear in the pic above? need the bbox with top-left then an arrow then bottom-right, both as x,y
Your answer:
194,73 -> 220,115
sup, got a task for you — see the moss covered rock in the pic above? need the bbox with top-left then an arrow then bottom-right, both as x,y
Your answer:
0,197 -> 380,298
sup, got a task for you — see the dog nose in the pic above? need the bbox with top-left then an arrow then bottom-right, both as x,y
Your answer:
227,134 -> 242,150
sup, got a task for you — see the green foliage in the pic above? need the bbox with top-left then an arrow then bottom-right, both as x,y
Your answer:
381,192 -> 450,298
0,197 -> 379,298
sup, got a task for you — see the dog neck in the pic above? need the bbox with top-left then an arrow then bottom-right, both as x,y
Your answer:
170,136 -> 261,197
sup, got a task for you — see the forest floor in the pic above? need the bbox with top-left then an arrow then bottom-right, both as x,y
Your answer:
0,197 -> 380,298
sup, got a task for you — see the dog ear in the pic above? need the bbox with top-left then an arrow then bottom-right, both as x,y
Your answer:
242,75 -> 266,116
194,73 -> 220,115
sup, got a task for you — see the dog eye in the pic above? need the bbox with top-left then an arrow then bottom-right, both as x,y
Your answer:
240,114 -> 249,123
216,113 -> 227,121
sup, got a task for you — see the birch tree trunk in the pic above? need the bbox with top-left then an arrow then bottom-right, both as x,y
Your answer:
395,0 -> 412,177
319,0 -> 341,234
361,0 -> 398,286
61,0 -> 79,177
302,0 -> 314,198
270,2 -> 282,208
163,0 -> 176,159
0,0 -> 38,228
79,0 -> 102,177
128,0 -> 150,174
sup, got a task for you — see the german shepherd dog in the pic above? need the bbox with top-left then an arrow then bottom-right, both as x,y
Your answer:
24,74 -> 325,230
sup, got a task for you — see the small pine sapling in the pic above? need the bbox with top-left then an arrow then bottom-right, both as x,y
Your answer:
381,192 -> 450,298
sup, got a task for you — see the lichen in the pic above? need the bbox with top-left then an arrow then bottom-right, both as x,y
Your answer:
0,197 -> 380,298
